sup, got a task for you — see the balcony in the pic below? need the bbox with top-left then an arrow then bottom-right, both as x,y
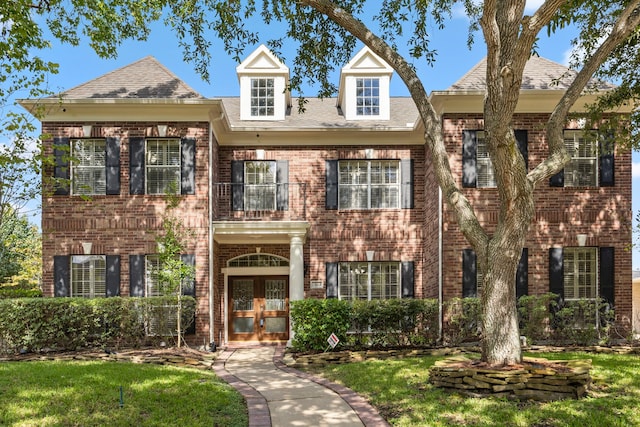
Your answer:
213,183 -> 308,221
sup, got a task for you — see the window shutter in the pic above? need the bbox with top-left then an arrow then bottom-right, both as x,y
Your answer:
180,254 -> 196,297
326,160 -> 338,210
129,255 -> 145,297
129,137 -> 145,195
516,248 -> 528,299
462,249 -> 477,297
53,137 -> 70,195
181,138 -> 196,194
548,248 -> 564,299
105,137 -> 121,195
599,247 -> 614,306
231,160 -> 244,211
106,255 -> 121,297
53,255 -> 70,297
599,132 -> 615,187
326,262 -> 338,299
549,171 -> 564,187
276,160 -> 289,211
515,130 -> 528,170
401,261 -> 414,298
462,130 -> 477,188
400,159 -> 414,209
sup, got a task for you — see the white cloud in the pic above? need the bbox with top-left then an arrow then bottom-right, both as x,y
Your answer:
633,161 -> 640,179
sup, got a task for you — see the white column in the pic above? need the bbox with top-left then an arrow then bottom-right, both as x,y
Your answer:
288,233 -> 305,345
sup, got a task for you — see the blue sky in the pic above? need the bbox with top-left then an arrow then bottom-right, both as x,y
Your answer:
20,4 -> 640,269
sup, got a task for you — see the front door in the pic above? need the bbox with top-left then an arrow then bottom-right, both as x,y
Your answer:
229,276 -> 289,342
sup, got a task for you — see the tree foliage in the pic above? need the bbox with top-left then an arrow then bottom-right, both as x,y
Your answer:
0,207 -> 41,289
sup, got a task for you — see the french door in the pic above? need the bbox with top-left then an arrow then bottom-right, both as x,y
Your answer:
228,276 -> 289,341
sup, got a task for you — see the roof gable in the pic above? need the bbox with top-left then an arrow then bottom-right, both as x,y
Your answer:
236,44 -> 289,75
342,46 -> 394,74
449,56 -> 615,91
58,56 -> 202,99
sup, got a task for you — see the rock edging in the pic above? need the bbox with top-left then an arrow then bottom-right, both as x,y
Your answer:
429,355 -> 592,401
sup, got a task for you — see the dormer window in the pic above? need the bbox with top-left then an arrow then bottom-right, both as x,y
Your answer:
237,45 -> 291,121
251,78 -> 275,117
356,78 -> 380,116
338,47 -> 393,121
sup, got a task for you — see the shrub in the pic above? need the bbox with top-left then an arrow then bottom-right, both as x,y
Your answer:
0,296 -> 196,354
0,285 -> 43,299
443,297 -> 481,346
290,299 -> 352,351
551,298 -> 614,345
517,293 -> 556,343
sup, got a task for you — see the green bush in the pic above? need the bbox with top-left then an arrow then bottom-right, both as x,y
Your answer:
0,285 -> 43,299
551,298 -> 614,345
443,297 -> 481,346
0,296 -> 196,354
517,293 -> 556,343
290,299 -> 352,351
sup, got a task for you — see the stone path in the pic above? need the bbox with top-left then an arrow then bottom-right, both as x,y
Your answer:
214,345 -> 389,427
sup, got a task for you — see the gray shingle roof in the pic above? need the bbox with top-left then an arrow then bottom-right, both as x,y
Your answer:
220,97 -> 419,129
449,56 -> 616,91
58,56 -> 203,99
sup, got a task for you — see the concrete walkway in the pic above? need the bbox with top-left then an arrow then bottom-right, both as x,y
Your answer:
214,346 -> 389,427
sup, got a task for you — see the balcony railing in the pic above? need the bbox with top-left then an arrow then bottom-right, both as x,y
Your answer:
213,183 -> 307,221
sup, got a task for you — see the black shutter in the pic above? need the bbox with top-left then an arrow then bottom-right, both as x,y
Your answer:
548,248 -> 564,299
515,130 -> 528,170
129,137 -> 145,195
401,261 -> 414,298
276,160 -> 289,211
231,160 -> 244,211
400,159 -> 414,209
106,255 -> 121,297
516,248 -> 528,299
129,255 -> 145,297
105,137 -> 121,195
550,171 -> 564,187
181,138 -> 196,195
53,137 -> 70,195
462,249 -> 477,298
599,132 -> 615,187
53,255 -> 70,297
326,262 -> 338,298
180,254 -> 196,297
599,247 -> 614,306
326,160 -> 338,210
462,130 -> 477,188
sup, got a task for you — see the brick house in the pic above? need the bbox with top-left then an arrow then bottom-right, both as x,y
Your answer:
20,45 -> 632,346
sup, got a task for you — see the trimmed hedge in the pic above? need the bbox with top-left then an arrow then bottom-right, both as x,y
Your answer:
291,295 -> 616,352
0,296 -> 195,354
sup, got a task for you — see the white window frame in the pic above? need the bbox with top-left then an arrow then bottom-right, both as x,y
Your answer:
563,130 -> 598,187
71,255 -> 106,298
355,78 -> 380,116
244,160 -> 277,211
563,247 -> 598,300
338,160 -> 400,209
146,138 -> 180,195
338,262 -> 400,300
475,131 -> 496,188
250,78 -> 275,117
71,139 -> 106,195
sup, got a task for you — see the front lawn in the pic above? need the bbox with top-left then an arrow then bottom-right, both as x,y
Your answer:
309,351 -> 640,427
0,360 -> 247,427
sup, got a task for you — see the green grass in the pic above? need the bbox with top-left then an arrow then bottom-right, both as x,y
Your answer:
0,360 -> 247,427
309,351 -> 640,427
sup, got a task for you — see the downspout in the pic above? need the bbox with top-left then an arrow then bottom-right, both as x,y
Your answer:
208,122 -> 215,349
438,186 -> 444,343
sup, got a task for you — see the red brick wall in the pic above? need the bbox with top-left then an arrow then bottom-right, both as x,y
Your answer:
440,114 -> 632,326
41,121 -> 212,339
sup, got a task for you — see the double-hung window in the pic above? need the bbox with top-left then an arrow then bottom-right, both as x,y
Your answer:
563,130 -> 598,187
563,247 -> 597,300
338,160 -> 399,209
145,255 -> 165,297
71,255 -> 106,298
475,131 -> 496,188
356,78 -> 380,116
146,139 -> 180,194
245,161 -> 277,210
251,78 -> 275,117
71,139 -> 106,195
338,262 -> 400,300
